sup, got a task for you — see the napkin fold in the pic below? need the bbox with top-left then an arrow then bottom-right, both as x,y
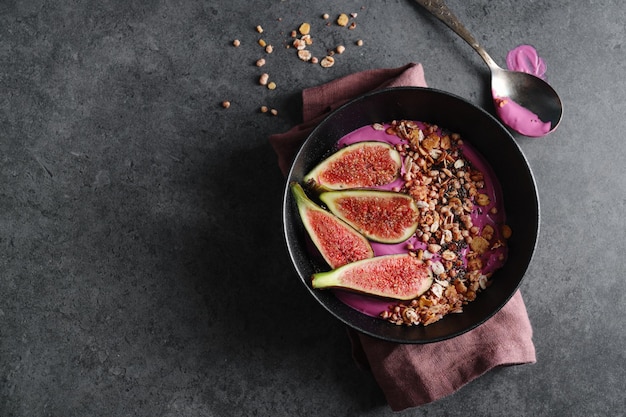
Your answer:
269,63 -> 536,411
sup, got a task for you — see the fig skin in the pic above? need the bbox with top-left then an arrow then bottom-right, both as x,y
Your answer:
303,141 -> 402,191
311,254 -> 433,300
291,182 -> 374,269
320,189 -> 419,244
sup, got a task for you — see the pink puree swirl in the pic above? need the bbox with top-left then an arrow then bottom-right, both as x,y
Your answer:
327,123 -> 508,318
494,45 -> 551,137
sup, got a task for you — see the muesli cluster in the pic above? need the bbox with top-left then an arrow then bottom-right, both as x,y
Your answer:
375,120 -> 511,326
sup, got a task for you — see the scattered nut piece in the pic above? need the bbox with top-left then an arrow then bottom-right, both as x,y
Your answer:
336,45 -> 346,54
258,39 -> 267,47
267,81 -> 277,90
299,22 -> 311,35
221,101 -> 231,109
293,38 -> 306,50
337,13 -> 349,27
256,58 -> 266,67
232,39 -> 241,47
476,193 -> 491,206
256,25 -> 263,33
298,50 -> 312,61
320,56 -> 335,68
259,73 -> 269,85
265,44 -> 273,54
356,39 -> 364,46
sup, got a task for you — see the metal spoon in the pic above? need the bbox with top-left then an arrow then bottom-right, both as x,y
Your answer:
414,0 -> 563,136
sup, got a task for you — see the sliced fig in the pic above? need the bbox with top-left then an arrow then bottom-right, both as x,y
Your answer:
291,182 -> 374,269
304,141 -> 401,190
320,190 -> 419,243
312,254 -> 433,300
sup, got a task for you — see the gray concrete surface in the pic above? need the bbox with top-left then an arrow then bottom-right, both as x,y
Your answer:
1,0 -> 624,416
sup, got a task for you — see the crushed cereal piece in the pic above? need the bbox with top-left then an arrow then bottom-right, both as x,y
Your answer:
265,44 -> 273,54
259,73 -> 269,85
336,13 -> 349,27
258,39 -> 267,47
336,45 -> 346,54
256,58 -> 266,67
256,25 -> 263,33
267,81 -> 277,90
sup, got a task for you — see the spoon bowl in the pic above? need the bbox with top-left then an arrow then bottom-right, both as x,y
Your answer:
414,0 -> 563,136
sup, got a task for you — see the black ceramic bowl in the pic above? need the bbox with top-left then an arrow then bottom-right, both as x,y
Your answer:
282,87 -> 539,344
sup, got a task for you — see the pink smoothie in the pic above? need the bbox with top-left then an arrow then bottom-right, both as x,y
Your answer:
328,122 -> 508,318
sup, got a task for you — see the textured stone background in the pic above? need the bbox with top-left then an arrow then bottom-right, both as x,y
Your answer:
1,0 -> 625,416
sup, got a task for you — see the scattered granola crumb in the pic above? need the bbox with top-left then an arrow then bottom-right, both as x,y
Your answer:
349,21 -> 357,30
258,39 -> 267,47
322,13 -> 329,20
256,25 -> 263,33
265,44 -> 273,54
221,101 -> 231,109
267,81 -> 277,90
290,30 -> 297,38
336,13 -> 349,27
336,45 -> 346,54
256,58 -> 266,67
356,39 -> 364,46
270,108 -> 278,116
311,56 -> 319,64
320,56 -> 335,68
232,39 -> 241,47
299,22 -> 311,35
259,73 -> 269,85
260,106 -> 269,113
298,50 -> 312,61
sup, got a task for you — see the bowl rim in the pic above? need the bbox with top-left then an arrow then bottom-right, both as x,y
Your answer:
282,86 -> 540,343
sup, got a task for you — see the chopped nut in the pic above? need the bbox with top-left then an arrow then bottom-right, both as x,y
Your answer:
293,38 -> 306,50
336,45 -> 346,54
259,73 -> 269,85
258,39 -> 267,47
232,39 -> 241,47
299,22 -> 311,35
256,58 -> 266,67
336,13 -> 349,27
502,224 -> 512,239
320,56 -> 335,68
256,25 -> 263,33
221,101 -> 230,109
267,81 -> 277,90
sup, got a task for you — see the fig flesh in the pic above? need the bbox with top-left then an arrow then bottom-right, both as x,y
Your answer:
320,190 -> 419,243
304,141 -> 401,190
290,182 -> 374,269
312,254 -> 433,300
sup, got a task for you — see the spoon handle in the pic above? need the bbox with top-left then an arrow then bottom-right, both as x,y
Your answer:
413,0 -> 500,70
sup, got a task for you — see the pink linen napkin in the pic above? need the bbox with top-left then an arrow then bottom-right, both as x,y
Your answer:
269,63 -> 536,411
